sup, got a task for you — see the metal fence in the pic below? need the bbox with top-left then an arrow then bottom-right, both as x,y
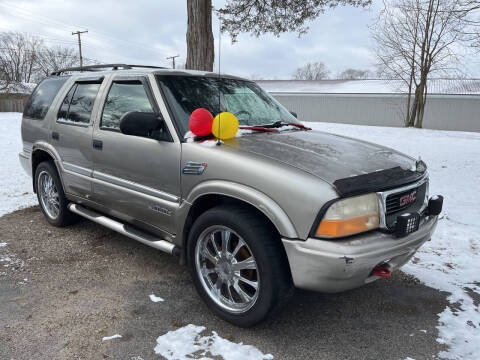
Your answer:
271,93 -> 480,132
2,91 -> 478,132
0,94 -> 29,113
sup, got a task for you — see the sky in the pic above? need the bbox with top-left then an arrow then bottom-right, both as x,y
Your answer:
0,0 -> 478,79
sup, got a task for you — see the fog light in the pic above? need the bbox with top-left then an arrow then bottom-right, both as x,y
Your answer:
395,212 -> 420,238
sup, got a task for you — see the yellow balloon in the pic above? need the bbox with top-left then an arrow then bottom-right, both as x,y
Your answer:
212,112 -> 239,140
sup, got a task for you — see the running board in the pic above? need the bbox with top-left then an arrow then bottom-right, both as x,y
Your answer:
68,203 -> 180,256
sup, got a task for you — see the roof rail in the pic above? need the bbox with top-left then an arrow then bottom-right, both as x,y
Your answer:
51,64 -> 167,76
127,64 -> 167,70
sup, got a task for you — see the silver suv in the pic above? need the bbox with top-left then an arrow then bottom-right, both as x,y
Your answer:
19,64 -> 443,327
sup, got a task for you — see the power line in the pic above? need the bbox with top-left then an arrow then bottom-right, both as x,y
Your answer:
0,47 -> 97,63
0,1 -> 173,67
0,1 -> 170,62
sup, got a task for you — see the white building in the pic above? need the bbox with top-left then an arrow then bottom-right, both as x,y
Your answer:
256,79 -> 480,132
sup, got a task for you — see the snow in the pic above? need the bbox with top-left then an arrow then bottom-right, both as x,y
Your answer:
149,294 -> 164,303
154,324 -> 273,360
184,131 -> 223,146
306,122 -> 480,360
0,81 -> 36,94
102,334 -> 122,341
199,140 -> 221,147
0,253 -> 24,270
0,113 -> 37,216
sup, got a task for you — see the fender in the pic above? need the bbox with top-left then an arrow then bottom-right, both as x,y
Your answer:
177,180 -> 299,242
31,141 -> 66,192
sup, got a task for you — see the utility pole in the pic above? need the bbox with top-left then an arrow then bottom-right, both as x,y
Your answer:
166,55 -> 180,69
72,30 -> 88,67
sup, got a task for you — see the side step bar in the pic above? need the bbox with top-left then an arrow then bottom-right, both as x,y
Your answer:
68,203 -> 180,256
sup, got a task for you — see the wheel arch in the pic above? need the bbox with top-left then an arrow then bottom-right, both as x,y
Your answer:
178,181 -> 299,262
31,143 -> 63,193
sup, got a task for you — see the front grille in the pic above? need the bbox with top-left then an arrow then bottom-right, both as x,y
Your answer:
383,180 -> 428,228
385,187 -> 418,215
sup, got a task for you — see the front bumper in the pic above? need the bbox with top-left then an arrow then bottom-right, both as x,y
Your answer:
282,214 -> 438,293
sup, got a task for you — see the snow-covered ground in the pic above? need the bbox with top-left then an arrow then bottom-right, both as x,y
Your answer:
0,112 -> 37,216
154,325 -> 273,360
1,112 -> 479,359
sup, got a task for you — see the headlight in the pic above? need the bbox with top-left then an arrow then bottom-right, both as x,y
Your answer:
315,193 -> 380,238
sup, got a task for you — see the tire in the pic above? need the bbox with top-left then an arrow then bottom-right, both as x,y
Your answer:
187,205 -> 294,327
35,161 -> 79,227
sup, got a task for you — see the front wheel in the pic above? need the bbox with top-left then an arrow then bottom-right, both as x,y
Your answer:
187,205 -> 293,327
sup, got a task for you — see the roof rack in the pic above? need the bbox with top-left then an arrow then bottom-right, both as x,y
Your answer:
51,64 -> 167,76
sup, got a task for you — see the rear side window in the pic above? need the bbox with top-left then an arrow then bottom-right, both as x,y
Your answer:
23,77 -> 68,120
101,82 -> 154,130
57,83 -> 101,125
57,84 -> 76,120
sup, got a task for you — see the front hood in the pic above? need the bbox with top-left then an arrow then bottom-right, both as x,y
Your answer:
225,130 -> 422,195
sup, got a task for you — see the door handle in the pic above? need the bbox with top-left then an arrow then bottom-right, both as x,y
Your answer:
52,131 -> 59,140
92,139 -> 103,150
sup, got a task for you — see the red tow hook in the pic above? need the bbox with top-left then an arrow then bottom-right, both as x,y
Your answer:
372,265 -> 391,278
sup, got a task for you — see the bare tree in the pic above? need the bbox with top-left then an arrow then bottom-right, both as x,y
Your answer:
461,1 -> 480,49
0,32 -> 43,84
35,45 -> 80,78
293,62 -> 330,80
338,68 -> 371,79
372,0 -> 477,128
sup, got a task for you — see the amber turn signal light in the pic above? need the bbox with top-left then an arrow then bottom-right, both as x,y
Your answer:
315,193 -> 380,238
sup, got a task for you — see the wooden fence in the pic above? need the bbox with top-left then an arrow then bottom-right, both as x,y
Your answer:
0,94 -> 29,113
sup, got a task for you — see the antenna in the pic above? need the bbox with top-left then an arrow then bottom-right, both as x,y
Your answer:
216,21 -> 222,146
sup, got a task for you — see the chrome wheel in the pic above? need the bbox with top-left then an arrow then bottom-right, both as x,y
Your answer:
195,225 -> 260,314
38,170 -> 60,220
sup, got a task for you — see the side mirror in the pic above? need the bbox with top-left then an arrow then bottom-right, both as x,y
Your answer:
119,111 -> 163,138
289,111 -> 297,118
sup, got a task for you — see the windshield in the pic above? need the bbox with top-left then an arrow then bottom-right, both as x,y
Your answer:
156,75 -> 299,136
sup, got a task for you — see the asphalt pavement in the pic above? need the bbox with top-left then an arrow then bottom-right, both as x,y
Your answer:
0,206 -> 448,359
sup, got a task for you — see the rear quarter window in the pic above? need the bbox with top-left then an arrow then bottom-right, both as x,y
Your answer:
23,77 -> 69,120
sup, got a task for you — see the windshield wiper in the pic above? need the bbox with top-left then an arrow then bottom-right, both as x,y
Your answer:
238,121 -> 312,133
261,121 -> 312,130
239,126 -> 279,132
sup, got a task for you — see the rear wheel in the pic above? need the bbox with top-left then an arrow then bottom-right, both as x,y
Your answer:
187,205 -> 293,327
35,161 -> 79,227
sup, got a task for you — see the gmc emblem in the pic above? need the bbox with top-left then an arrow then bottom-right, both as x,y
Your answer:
400,190 -> 417,206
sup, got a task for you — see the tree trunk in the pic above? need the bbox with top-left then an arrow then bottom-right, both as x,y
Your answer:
406,81 -> 414,127
408,87 -> 420,127
415,80 -> 428,128
186,0 -> 214,71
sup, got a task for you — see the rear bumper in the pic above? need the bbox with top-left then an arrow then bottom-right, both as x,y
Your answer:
282,215 -> 438,293
19,151 -> 32,177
